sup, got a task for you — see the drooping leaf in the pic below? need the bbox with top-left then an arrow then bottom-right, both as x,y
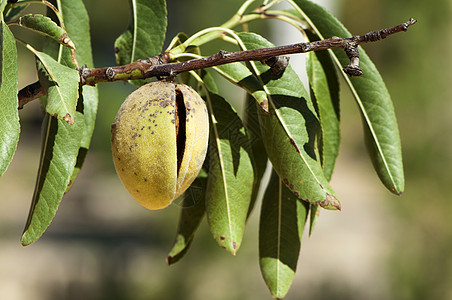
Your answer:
214,62 -> 269,112
259,169 -> 310,299
290,0 -> 405,194
238,32 -> 340,210
57,0 -> 99,191
306,47 -> 340,181
167,171 -> 207,265
29,45 -> 79,124
18,14 -> 75,49
0,20 -> 20,177
22,112 -> 85,246
21,0 -> 98,244
213,61 -> 269,216
204,85 -> 254,255
243,93 -> 268,217
115,0 -> 167,65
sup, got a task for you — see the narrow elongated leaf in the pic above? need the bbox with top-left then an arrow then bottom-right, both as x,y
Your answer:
18,14 -> 75,49
243,93 -> 268,217
0,1 -> 6,13
205,88 -> 254,255
0,21 -> 20,177
306,49 -> 340,181
22,112 -> 84,246
167,172 -> 207,265
259,169 -> 309,299
115,0 -> 167,65
213,62 -> 269,216
30,45 -> 79,124
291,0 -> 404,194
57,0 -> 99,191
21,0 -> 98,244
309,204 -> 319,236
238,32 -> 340,210
214,62 -> 269,111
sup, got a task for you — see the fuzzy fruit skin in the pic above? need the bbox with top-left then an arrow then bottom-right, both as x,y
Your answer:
111,81 -> 209,210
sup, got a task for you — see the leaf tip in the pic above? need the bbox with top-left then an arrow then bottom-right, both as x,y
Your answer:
166,255 -> 174,266
317,193 -> 341,210
218,236 -> 239,255
20,232 -> 34,247
62,113 -> 74,125
259,98 -> 269,113
60,33 -> 76,50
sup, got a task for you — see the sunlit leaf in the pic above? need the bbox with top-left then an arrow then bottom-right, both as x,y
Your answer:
238,32 -> 340,210
213,62 -> 269,216
259,169 -> 309,299
0,21 -> 20,177
115,0 -> 167,65
214,62 -> 269,111
204,85 -> 254,255
18,14 -> 75,49
58,0 -> 99,191
22,112 -> 85,246
290,0 -> 405,194
30,45 -> 79,124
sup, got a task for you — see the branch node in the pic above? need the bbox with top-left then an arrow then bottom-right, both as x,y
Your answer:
343,64 -> 363,77
262,56 -> 290,77
78,65 -> 90,85
106,67 -> 116,81
218,49 -> 232,58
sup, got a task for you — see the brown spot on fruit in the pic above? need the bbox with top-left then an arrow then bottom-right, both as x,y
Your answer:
111,81 -> 209,210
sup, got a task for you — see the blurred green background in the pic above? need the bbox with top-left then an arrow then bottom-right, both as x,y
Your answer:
1,0 -> 451,299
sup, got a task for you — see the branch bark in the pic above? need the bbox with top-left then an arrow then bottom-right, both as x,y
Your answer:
18,18 -> 417,109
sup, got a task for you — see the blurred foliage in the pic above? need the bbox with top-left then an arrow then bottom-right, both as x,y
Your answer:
342,0 -> 452,299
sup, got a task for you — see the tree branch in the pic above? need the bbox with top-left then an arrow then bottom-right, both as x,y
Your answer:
18,18 -> 417,109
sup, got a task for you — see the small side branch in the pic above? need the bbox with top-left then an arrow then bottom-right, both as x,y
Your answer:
18,18 -> 417,109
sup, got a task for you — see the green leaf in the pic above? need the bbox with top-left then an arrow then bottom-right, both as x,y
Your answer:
238,32 -> 340,210
214,62 -> 269,112
243,93 -> 268,217
29,45 -> 79,124
4,1 -> 29,22
204,86 -> 254,255
115,0 -> 167,65
306,48 -> 340,181
18,14 -> 75,49
213,61 -> 270,216
259,169 -> 309,299
167,173 -> 207,265
21,0 -> 98,244
22,112 -> 85,246
309,204 -> 319,236
290,0 -> 405,194
0,1 -> 6,13
57,0 -> 99,191
0,21 -> 20,177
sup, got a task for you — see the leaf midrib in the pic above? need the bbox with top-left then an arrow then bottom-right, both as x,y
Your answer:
206,93 -> 234,251
292,3 -> 397,190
